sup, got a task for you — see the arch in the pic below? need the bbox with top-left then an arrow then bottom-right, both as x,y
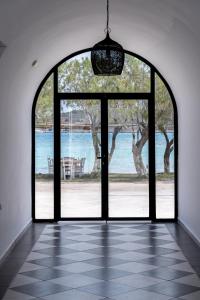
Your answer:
32,48 -> 178,221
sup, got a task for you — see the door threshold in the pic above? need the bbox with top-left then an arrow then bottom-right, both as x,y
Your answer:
57,220 -> 152,225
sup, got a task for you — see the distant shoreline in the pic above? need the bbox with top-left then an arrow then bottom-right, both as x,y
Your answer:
35,129 -> 174,133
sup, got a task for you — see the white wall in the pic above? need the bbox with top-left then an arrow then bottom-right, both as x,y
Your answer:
0,0 -> 200,258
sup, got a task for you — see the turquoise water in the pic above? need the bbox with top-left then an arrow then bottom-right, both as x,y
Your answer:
35,132 -> 174,174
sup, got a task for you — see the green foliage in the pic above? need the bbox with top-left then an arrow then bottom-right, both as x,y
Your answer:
58,53 -> 150,93
35,75 -> 53,128
35,53 -> 174,174
155,74 -> 174,131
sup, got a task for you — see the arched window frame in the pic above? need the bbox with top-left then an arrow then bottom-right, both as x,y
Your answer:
32,48 -> 178,222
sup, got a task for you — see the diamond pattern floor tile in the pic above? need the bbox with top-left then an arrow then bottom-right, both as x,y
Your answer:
111,289 -> 172,300
140,267 -> 193,280
112,261 -> 158,273
111,273 -> 165,288
49,273 -> 103,288
78,281 -> 135,297
112,251 -> 154,261
174,274 -> 200,287
2,289 -> 35,300
18,262 -> 47,273
82,267 -> 132,280
54,261 -> 103,273
181,290 -> 200,300
2,223 -> 200,300
144,281 -> 200,298
21,268 -> 73,280
84,257 -> 128,267
63,242 -> 101,251
11,281 -> 71,298
133,246 -> 178,256
58,251 -> 102,261
26,252 -> 51,261
10,274 -> 41,288
137,256 -> 185,267
28,256 -> 75,267
41,288 -> 104,300
169,262 -> 195,273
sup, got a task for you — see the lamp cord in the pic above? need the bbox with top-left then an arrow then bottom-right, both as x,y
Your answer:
105,0 -> 111,34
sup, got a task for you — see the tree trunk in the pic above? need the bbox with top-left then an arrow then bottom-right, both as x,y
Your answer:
91,129 -> 101,174
162,130 -> 174,174
132,126 -> 148,176
108,126 -> 122,164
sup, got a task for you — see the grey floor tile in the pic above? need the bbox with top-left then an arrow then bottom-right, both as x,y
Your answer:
58,251 -> 102,261
9,274 -> 41,288
113,242 -> 151,251
174,274 -> 200,287
54,262 -> 102,273
144,281 -> 200,298
137,256 -> 185,267
2,289 -> 35,300
1,223 -> 200,300
19,263 -> 46,273
49,273 -> 103,288
85,247 -> 128,256
33,246 -> 77,256
112,251 -> 154,261
181,290 -> 200,299
21,268 -> 73,280
41,289 -> 103,300
111,273 -> 165,288
134,246 -> 178,256
111,289 -> 172,300
82,267 -> 132,280
140,267 -> 193,280
169,262 -> 195,273
112,261 -> 158,273
63,242 -> 101,251
28,257 -> 75,267
12,281 -> 71,298
84,257 -> 128,267
78,281 -> 135,297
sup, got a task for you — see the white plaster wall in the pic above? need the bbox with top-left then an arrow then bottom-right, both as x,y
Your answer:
0,0 -> 200,258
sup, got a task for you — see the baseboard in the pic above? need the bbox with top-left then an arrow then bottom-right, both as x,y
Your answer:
178,219 -> 200,248
0,219 -> 32,265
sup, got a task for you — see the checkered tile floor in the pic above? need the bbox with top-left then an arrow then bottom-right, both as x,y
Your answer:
3,223 -> 200,300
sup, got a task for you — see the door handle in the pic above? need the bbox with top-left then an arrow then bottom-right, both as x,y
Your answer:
97,156 -> 102,159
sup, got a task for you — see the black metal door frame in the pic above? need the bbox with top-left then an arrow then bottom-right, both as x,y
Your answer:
32,49 -> 178,223
54,91 -> 155,221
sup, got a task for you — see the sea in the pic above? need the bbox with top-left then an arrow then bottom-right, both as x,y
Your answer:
35,132 -> 174,174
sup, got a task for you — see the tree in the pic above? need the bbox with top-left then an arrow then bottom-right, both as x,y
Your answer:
155,75 -> 174,173
63,99 -> 101,174
123,100 -> 149,176
58,53 -> 150,175
35,75 -> 53,129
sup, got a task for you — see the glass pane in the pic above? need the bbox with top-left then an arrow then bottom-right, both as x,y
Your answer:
108,100 -> 149,217
60,100 -> 101,218
35,74 -> 54,219
155,74 -> 175,219
58,52 -> 150,93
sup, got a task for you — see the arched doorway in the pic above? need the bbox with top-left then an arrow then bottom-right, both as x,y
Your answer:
32,49 -> 177,222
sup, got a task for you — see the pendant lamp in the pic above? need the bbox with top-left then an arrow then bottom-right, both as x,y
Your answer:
91,0 -> 124,76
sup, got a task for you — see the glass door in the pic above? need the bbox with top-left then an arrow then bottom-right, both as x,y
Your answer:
108,99 -> 149,218
60,99 -> 102,218
59,97 -> 150,220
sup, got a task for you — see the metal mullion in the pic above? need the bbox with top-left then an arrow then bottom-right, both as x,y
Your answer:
54,68 -> 61,221
101,98 -> 109,220
57,93 -> 150,100
149,70 -> 156,221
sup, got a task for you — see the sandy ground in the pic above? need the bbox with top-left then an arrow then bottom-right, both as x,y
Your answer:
35,180 -> 174,219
